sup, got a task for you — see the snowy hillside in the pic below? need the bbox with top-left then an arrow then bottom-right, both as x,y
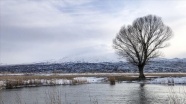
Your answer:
0,58 -> 186,73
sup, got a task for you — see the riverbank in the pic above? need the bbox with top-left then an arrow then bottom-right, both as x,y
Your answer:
1,73 -> 186,89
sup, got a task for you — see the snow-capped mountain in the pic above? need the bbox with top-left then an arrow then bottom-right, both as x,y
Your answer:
57,52 -> 124,63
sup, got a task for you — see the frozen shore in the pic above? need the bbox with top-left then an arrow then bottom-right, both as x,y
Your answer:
148,77 -> 186,84
1,74 -> 186,89
0,77 -> 106,89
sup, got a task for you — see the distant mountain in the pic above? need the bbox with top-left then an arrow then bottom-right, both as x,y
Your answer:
57,52 -> 124,63
0,58 -> 186,73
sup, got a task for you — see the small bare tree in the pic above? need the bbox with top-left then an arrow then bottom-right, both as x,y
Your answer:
113,15 -> 173,80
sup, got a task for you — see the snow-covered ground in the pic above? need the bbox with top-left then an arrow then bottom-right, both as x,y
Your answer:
42,77 -> 106,85
148,77 -> 186,84
0,73 -> 25,76
1,76 -> 186,89
74,77 -> 106,83
0,77 -> 106,88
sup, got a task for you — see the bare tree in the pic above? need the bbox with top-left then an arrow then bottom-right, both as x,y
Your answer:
113,15 -> 173,80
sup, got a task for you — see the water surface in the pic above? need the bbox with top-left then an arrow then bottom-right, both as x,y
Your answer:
0,83 -> 185,104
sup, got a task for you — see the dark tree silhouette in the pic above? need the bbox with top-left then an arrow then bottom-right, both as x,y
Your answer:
113,15 -> 173,80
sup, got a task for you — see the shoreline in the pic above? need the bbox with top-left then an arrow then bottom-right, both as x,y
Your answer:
1,73 -> 186,89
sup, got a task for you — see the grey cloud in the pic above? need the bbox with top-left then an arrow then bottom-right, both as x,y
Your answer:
0,0 -> 186,64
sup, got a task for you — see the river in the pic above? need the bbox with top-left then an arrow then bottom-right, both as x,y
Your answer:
0,83 -> 185,104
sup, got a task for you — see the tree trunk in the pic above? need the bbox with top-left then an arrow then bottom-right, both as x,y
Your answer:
138,65 -> 146,80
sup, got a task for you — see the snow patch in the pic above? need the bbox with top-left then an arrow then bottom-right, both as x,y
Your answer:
149,77 -> 186,84
74,77 -> 105,83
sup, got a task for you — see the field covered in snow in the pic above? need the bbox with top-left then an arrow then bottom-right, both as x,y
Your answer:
148,77 -> 186,84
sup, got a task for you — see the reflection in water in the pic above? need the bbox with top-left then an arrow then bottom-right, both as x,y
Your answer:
140,83 -> 145,87
125,83 -> 167,104
0,83 -> 185,104
125,83 -> 149,104
138,83 -> 146,104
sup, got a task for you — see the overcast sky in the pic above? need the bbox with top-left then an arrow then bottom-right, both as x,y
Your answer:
0,0 -> 186,65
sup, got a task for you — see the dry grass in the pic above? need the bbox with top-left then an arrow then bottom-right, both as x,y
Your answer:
0,74 -> 93,89
108,76 -> 116,85
108,76 -> 139,85
168,86 -> 186,104
1,73 -> 186,81
0,75 -> 74,81
0,73 -> 186,89
71,79 -> 87,85
114,76 -> 138,81
4,79 -> 89,89
0,75 -> 75,88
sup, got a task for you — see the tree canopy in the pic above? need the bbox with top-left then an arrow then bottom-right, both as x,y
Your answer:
113,15 -> 173,79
